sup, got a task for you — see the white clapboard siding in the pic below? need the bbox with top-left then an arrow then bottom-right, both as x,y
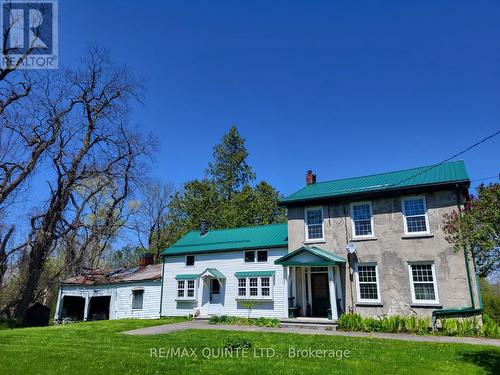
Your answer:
59,280 -> 161,320
161,247 -> 288,318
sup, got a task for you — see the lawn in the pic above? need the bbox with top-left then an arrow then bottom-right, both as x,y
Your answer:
0,319 -> 498,375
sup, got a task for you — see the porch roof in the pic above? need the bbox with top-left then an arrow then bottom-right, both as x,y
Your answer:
200,268 -> 226,279
175,274 -> 199,280
274,246 -> 346,266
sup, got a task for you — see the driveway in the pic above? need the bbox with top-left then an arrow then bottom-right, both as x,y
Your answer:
122,320 -> 500,347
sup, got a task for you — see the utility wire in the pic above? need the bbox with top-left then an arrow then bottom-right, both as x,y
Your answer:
392,129 -> 500,187
470,175 -> 499,183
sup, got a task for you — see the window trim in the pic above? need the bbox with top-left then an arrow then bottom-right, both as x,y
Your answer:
176,279 -> 197,301
304,206 -> 325,243
131,289 -> 144,310
235,276 -> 274,300
408,262 -> 440,305
185,255 -> 195,267
354,263 -> 381,304
244,250 -> 268,263
350,201 -> 375,239
401,196 -> 430,235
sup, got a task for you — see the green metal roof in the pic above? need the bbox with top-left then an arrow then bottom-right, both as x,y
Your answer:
201,268 -> 226,279
234,271 -> 276,278
175,274 -> 199,280
275,246 -> 346,266
162,223 -> 288,256
281,161 -> 469,205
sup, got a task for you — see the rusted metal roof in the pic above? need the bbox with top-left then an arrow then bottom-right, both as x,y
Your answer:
62,264 -> 162,285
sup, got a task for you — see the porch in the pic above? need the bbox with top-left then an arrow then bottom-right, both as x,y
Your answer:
275,245 -> 346,320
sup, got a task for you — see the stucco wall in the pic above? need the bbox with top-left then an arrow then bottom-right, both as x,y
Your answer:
287,189 -> 478,318
161,248 -> 288,318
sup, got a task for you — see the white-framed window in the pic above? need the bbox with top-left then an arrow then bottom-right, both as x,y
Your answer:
177,279 -> 197,300
408,263 -> 439,304
236,276 -> 273,300
132,289 -> 144,309
355,263 -> 381,303
185,255 -> 195,266
401,196 -> 430,235
244,250 -> 268,263
305,207 -> 324,242
351,201 -> 374,238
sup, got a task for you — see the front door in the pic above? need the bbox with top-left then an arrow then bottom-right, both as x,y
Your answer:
208,279 -> 222,315
311,273 -> 329,317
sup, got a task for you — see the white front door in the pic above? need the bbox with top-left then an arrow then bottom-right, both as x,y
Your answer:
208,279 -> 222,315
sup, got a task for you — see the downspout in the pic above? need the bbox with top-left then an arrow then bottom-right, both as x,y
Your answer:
159,256 -> 165,317
456,186 -> 475,308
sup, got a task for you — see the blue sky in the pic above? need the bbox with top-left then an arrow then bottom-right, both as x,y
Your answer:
58,0 -> 499,197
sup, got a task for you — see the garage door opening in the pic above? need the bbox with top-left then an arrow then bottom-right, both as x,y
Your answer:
61,296 -> 85,321
88,296 -> 111,320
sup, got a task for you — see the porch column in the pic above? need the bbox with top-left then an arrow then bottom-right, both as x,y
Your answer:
53,287 -> 62,321
328,266 -> 338,320
334,265 -> 344,314
289,267 -> 296,303
83,295 -> 90,321
283,268 -> 289,318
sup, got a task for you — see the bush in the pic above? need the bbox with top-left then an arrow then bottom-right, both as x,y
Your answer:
338,313 -> 431,335
0,316 -> 19,330
480,278 -> 500,324
208,315 -> 280,328
223,336 -> 252,351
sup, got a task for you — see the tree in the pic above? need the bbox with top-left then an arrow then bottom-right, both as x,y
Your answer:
164,126 -> 286,246
206,126 -> 255,199
443,183 -> 500,277
131,181 -> 174,261
13,48 -> 151,324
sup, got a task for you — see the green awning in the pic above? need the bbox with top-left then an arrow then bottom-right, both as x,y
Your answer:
175,274 -> 199,280
275,246 -> 346,266
200,268 -> 226,279
234,271 -> 275,278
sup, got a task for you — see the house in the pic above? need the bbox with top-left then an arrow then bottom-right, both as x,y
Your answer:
54,254 -> 162,321
161,224 -> 289,318
161,160 -> 481,320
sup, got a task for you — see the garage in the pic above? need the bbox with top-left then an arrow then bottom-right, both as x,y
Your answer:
88,296 -> 111,320
60,296 -> 86,321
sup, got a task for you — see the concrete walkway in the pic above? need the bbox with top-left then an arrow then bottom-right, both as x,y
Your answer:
122,320 -> 500,347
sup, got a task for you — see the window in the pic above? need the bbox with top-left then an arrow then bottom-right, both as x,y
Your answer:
244,251 -> 255,262
177,279 -> 196,300
244,250 -> 268,263
402,197 -> 429,235
355,264 -> 380,303
351,202 -> 374,238
186,255 -> 195,266
409,263 -> 439,304
238,278 -> 246,296
132,289 -> 144,309
305,207 -> 324,241
257,250 -> 268,262
236,276 -> 273,299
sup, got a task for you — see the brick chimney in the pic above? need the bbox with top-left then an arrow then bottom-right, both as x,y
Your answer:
306,170 -> 316,185
139,253 -> 154,267
200,220 -> 208,236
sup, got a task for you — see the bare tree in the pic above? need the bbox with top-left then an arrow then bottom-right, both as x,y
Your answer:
13,48 -> 151,324
132,181 -> 174,261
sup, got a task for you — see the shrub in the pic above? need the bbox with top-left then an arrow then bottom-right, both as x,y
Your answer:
338,313 -> 430,335
223,336 -> 252,351
209,315 -> 279,328
0,317 -> 19,330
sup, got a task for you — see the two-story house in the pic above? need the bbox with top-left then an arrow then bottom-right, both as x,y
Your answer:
160,160 -> 480,321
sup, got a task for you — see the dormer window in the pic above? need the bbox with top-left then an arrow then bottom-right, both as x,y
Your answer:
305,207 -> 324,242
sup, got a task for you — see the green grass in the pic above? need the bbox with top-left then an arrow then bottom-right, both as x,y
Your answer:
0,319 -> 499,374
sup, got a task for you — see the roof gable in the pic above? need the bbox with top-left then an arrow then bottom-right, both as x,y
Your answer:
275,246 -> 346,266
162,223 -> 288,256
281,160 -> 469,205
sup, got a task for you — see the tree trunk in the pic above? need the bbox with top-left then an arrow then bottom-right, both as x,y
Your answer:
0,226 -> 14,287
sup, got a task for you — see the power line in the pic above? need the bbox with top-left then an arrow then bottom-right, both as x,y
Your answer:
470,175 -> 499,183
393,129 -> 500,187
